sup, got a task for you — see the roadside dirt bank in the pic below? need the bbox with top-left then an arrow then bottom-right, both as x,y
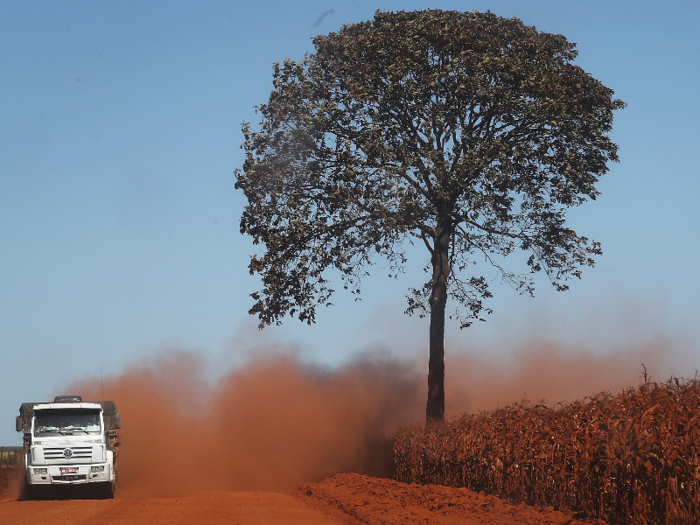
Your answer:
0,472 -> 608,525
300,473 -> 607,525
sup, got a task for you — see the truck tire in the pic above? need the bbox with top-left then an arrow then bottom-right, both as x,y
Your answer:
100,481 -> 116,499
24,484 -> 41,500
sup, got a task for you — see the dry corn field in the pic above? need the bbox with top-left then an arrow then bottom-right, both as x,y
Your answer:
0,447 -> 21,469
394,378 -> 700,525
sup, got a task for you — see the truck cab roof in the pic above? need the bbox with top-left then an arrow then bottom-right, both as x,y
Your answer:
32,402 -> 104,410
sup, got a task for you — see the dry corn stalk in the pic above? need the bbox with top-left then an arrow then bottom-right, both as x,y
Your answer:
394,378 -> 700,525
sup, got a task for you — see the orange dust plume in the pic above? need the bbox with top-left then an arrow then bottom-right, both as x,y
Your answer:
445,337 -> 687,416
68,350 -> 423,497
65,332 -> 686,497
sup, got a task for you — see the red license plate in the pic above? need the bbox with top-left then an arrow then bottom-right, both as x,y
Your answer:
60,467 -> 78,474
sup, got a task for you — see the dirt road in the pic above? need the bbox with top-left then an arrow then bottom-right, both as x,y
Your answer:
0,491 -> 353,525
0,473 -> 605,525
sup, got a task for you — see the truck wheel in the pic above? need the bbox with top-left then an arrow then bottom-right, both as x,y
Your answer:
100,481 -> 115,499
24,484 -> 40,500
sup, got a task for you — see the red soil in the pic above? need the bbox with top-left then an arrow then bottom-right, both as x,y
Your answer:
0,471 -> 607,525
300,473 -> 606,525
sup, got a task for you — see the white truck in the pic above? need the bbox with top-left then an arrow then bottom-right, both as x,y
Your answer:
16,395 -> 120,499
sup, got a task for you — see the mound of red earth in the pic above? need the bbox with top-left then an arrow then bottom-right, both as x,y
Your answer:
299,473 -> 607,525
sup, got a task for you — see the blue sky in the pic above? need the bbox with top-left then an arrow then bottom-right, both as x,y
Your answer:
1,0 -> 699,445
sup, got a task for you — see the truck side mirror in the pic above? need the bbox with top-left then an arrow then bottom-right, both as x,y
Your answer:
16,416 -> 22,432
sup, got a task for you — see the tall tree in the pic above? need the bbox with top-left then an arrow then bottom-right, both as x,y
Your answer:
235,10 -> 624,422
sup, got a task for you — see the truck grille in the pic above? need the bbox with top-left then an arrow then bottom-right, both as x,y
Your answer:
44,446 -> 93,461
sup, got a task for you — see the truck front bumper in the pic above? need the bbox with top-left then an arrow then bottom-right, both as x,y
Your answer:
27,463 -> 112,485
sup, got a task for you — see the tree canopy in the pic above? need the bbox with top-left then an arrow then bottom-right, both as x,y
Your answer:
235,9 -> 624,421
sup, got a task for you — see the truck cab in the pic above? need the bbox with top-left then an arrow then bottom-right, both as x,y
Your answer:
16,395 -> 120,499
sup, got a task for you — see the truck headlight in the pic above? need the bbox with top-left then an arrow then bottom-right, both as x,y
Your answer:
33,468 -> 47,475
90,466 -> 104,473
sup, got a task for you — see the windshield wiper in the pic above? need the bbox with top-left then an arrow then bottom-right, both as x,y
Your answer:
60,426 -> 90,434
36,426 -> 60,434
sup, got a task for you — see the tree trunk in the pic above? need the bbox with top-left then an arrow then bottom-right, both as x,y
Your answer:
426,226 -> 450,423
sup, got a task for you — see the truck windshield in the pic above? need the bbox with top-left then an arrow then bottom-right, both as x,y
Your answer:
34,409 -> 101,436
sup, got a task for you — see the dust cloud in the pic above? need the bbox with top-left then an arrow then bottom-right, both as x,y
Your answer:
445,338 -> 685,416
69,351 -> 423,496
66,335 -> 686,497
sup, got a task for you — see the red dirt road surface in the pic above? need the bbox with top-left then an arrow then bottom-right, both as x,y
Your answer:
0,491 -> 349,525
0,472 -> 605,525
